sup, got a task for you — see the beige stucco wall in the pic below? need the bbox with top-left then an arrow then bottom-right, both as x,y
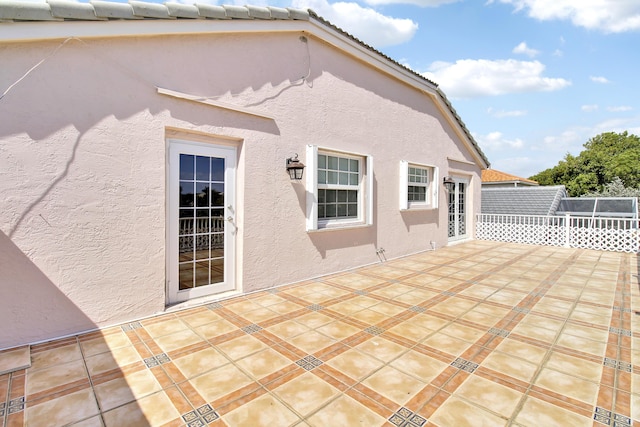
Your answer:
0,28 -> 482,349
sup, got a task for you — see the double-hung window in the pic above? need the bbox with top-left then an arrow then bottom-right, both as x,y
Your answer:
306,145 -> 373,230
399,161 -> 438,210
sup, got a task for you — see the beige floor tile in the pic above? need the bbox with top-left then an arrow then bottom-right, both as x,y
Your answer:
306,394 -> 386,427
409,313 -> 451,331
422,333 -> 471,356
328,300 -> 370,315
102,391 -> 180,427
223,298 -> 263,314
569,310 -> 611,326
26,359 -> 88,396
556,333 -> 606,356
487,289 -> 527,305
430,396 -> 508,427
368,302 -> 408,317
388,322 -> 433,342
267,320 -> 311,340
515,396 -> 592,427
249,294 -> 288,308
30,343 -> 82,372
172,347 -> 229,379
459,309 -> 500,327
535,368 -> 599,405
68,416 -> 103,427
371,284 -> 417,299
143,318 -> 188,339
362,365 -> 425,405
391,350 -> 448,383
179,309 -> 223,328
520,314 -> 565,332
494,339 -> 548,365
236,348 -> 293,380
482,351 -> 539,382
349,296 -> 386,308
268,301 -> 305,315
223,392 -> 301,426
458,285 -> 499,299
354,337 -> 407,363
429,299 -> 477,317
155,328 -> 205,353
455,375 -> 523,418
84,345 -> 141,377
510,323 -> 559,343
190,364 -> 254,402
316,321 -> 361,341
94,368 -> 162,411
545,352 -> 603,382
349,309 -> 389,325
80,331 -> 132,357
0,346 -> 30,375
293,312 -> 334,329
289,331 -> 336,354
326,348 -> 383,381
25,388 -> 99,427
272,372 -> 340,416
216,335 -> 268,361
472,304 -> 511,318
439,323 -> 486,343
193,318 -> 238,339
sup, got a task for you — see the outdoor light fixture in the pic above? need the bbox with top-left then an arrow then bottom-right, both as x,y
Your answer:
286,154 -> 305,180
443,176 -> 455,193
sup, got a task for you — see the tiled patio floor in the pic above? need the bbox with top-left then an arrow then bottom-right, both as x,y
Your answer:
1,241 -> 639,426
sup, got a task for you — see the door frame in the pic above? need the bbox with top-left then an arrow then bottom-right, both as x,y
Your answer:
447,175 -> 470,243
166,138 -> 237,304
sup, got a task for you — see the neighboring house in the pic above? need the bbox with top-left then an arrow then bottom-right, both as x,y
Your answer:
481,169 -> 538,188
481,186 -> 567,216
0,1 -> 489,350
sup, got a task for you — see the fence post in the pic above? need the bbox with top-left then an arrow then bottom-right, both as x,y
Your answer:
564,213 -> 571,248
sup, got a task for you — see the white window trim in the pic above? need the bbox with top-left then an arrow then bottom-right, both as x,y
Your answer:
306,145 -> 373,231
399,160 -> 439,211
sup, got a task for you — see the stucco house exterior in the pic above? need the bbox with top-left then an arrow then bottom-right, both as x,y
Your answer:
0,1 -> 489,350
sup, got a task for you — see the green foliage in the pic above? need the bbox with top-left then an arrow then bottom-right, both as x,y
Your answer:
583,177 -> 640,197
529,131 -> 640,196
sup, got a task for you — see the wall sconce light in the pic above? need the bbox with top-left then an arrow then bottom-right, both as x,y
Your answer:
286,154 -> 305,180
443,176 -> 455,193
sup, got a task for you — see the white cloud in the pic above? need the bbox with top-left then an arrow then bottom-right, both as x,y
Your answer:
423,59 -> 571,98
474,131 -> 525,150
292,0 -> 418,47
512,41 -> 540,57
552,49 -> 563,57
363,0 -> 460,6
492,0 -> 640,33
581,104 -> 598,112
487,107 -> 527,118
607,106 -> 633,112
590,76 -> 611,84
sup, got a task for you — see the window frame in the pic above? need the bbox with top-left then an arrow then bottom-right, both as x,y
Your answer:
399,160 -> 439,211
306,145 -> 373,231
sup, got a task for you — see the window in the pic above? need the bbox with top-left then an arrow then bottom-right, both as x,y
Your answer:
306,145 -> 373,230
399,161 -> 438,210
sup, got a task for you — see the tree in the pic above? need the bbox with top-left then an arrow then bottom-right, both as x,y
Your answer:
529,131 -> 640,196
583,177 -> 640,197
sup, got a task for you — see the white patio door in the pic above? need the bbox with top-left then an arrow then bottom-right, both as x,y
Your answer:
448,177 -> 469,241
168,140 -> 236,304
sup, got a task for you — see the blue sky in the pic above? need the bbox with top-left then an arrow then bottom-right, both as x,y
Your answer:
284,0 -> 640,178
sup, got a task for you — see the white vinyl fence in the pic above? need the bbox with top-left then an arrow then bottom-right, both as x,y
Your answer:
476,214 -> 640,253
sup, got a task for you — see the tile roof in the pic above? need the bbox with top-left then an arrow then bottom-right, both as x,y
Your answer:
482,169 -> 538,185
481,185 -> 567,216
0,0 -> 489,168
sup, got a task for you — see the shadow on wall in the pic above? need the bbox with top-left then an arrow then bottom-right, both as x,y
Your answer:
0,230 -> 97,349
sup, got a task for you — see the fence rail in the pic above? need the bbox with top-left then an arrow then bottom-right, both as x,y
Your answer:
476,214 -> 640,253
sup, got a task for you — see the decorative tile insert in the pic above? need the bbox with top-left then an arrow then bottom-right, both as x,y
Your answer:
612,306 -> 632,313
121,321 -> 143,331
241,324 -> 263,334
512,307 -> 530,314
451,357 -> 479,373
307,304 -> 324,311
182,404 -> 219,426
268,288 -> 280,294
408,306 -> 426,313
388,407 -> 427,427
296,355 -> 323,371
364,326 -> 385,336
7,397 -> 25,414
441,291 -> 456,297
488,327 -> 510,337
354,290 -> 368,296
0,402 -> 4,417
206,302 -> 222,310
602,358 -> 632,372
143,353 -> 171,368
593,407 -> 631,426
608,327 -> 632,336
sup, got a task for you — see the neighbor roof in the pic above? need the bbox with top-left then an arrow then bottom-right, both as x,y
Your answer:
0,0 -> 490,169
482,169 -> 538,186
481,185 -> 567,216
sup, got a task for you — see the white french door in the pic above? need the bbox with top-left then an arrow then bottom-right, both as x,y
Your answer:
447,177 -> 469,242
167,140 -> 236,304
